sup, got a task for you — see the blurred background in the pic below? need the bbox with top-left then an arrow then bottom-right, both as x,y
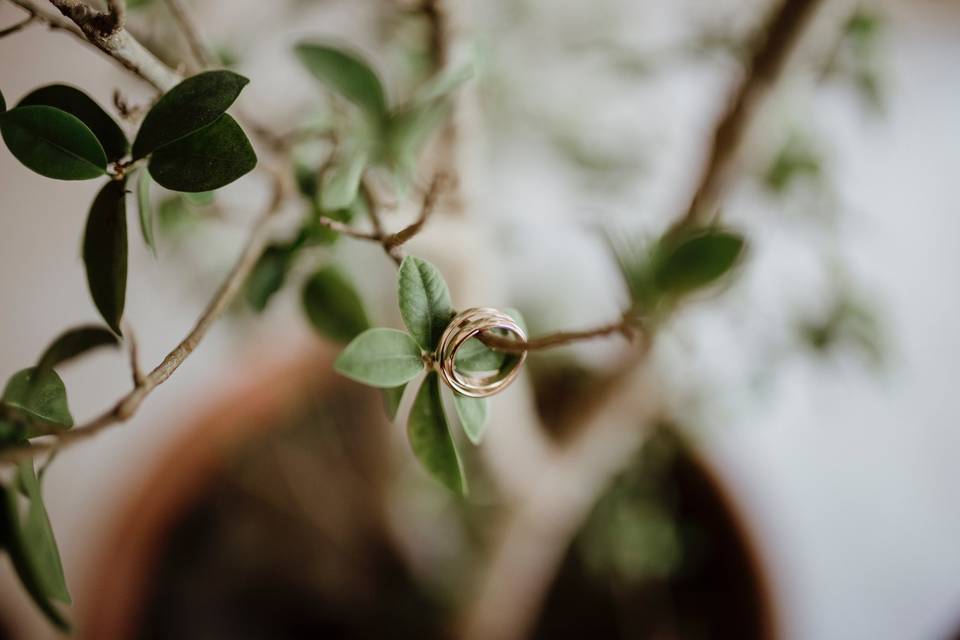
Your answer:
1,0 -> 959,638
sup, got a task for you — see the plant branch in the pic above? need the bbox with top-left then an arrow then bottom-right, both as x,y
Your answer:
0,12 -> 34,37
479,315 -> 636,354
161,0 -> 212,70
382,173 -> 447,249
7,0 -> 83,36
0,181 -> 284,465
671,0 -> 825,233
461,1 -> 827,637
6,0 -> 181,91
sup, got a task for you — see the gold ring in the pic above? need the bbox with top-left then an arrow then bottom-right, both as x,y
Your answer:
436,307 -> 527,398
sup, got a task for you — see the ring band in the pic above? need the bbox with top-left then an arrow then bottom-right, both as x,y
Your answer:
436,307 -> 527,398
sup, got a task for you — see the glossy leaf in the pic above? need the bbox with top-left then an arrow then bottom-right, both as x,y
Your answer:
132,70 -> 249,159
334,328 -> 424,388
148,114 -> 256,192
37,326 -> 118,373
1,368 -> 73,430
16,462 -> 70,604
83,180 -> 128,334
453,393 -> 487,445
136,169 -> 156,254
245,243 -> 297,312
653,229 -> 745,297
407,373 -> 465,495
302,266 -> 370,343
295,43 -> 388,122
321,147 -> 368,211
398,256 -> 454,351
0,105 -> 106,179
382,385 -> 406,422
1,476 -> 70,631
1,88 -> 6,112
19,84 -> 128,162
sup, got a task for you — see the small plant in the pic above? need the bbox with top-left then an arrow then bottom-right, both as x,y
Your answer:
0,0 -> 877,633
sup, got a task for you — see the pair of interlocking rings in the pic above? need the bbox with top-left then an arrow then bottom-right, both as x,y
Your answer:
436,307 -> 527,398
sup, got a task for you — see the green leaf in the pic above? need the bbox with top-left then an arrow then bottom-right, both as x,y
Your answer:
653,229 -> 746,298
36,326 -> 119,373
407,373 -> 465,495
1,367 -> 73,430
1,474 -> 71,631
398,256 -> 454,351
321,147 -> 368,211
148,113 -> 256,192
245,243 -> 297,313
83,180 -> 128,335
295,43 -> 388,122
0,105 -> 106,179
383,99 -> 450,180
16,462 -> 70,604
302,266 -> 370,343
334,328 -> 424,388
136,169 -> 156,254
453,393 -> 487,445
455,337 -> 506,372
413,63 -> 475,103
19,84 -> 129,162
132,70 -> 249,159
1,88 -> 6,112
382,385 -> 406,422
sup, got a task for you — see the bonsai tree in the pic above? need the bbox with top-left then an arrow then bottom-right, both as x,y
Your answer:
0,0 -> 884,634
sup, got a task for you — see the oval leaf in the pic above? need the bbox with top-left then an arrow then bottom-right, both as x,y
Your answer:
302,266 -> 370,343
132,70 -> 249,159
148,113 -> 256,192
321,147 -> 368,211
136,168 -> 156,254
0,105 -> 106,179
653,229 -> 746,297
453,393 -> 488,445
16,462 -> 71,604
398,256 -> 454,351
245,243 -> 296,313
37,326 -> 119,373
19,84 -> 129,162
295,43 -> 387,122
1,478 -> 71,631
382,385 -> 406,422
1,367 -> 73,430
334,328 -> 424,388
83,180 -> 128,334
407,373 -> 465,495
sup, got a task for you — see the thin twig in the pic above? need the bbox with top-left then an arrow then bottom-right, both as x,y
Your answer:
161,0 -> 212,70
8,0 -> 182,91
670,0 -> 825,234
7,0 -> 83,36
480,316 -> 635,354
0,182 -> 283,465
315,216 -> 381,241
383,174 -> 447,249
124,323 -> 145,387
0,12 -> 34,37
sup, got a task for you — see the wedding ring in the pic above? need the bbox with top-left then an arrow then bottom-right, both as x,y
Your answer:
436,307 -> 527,398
